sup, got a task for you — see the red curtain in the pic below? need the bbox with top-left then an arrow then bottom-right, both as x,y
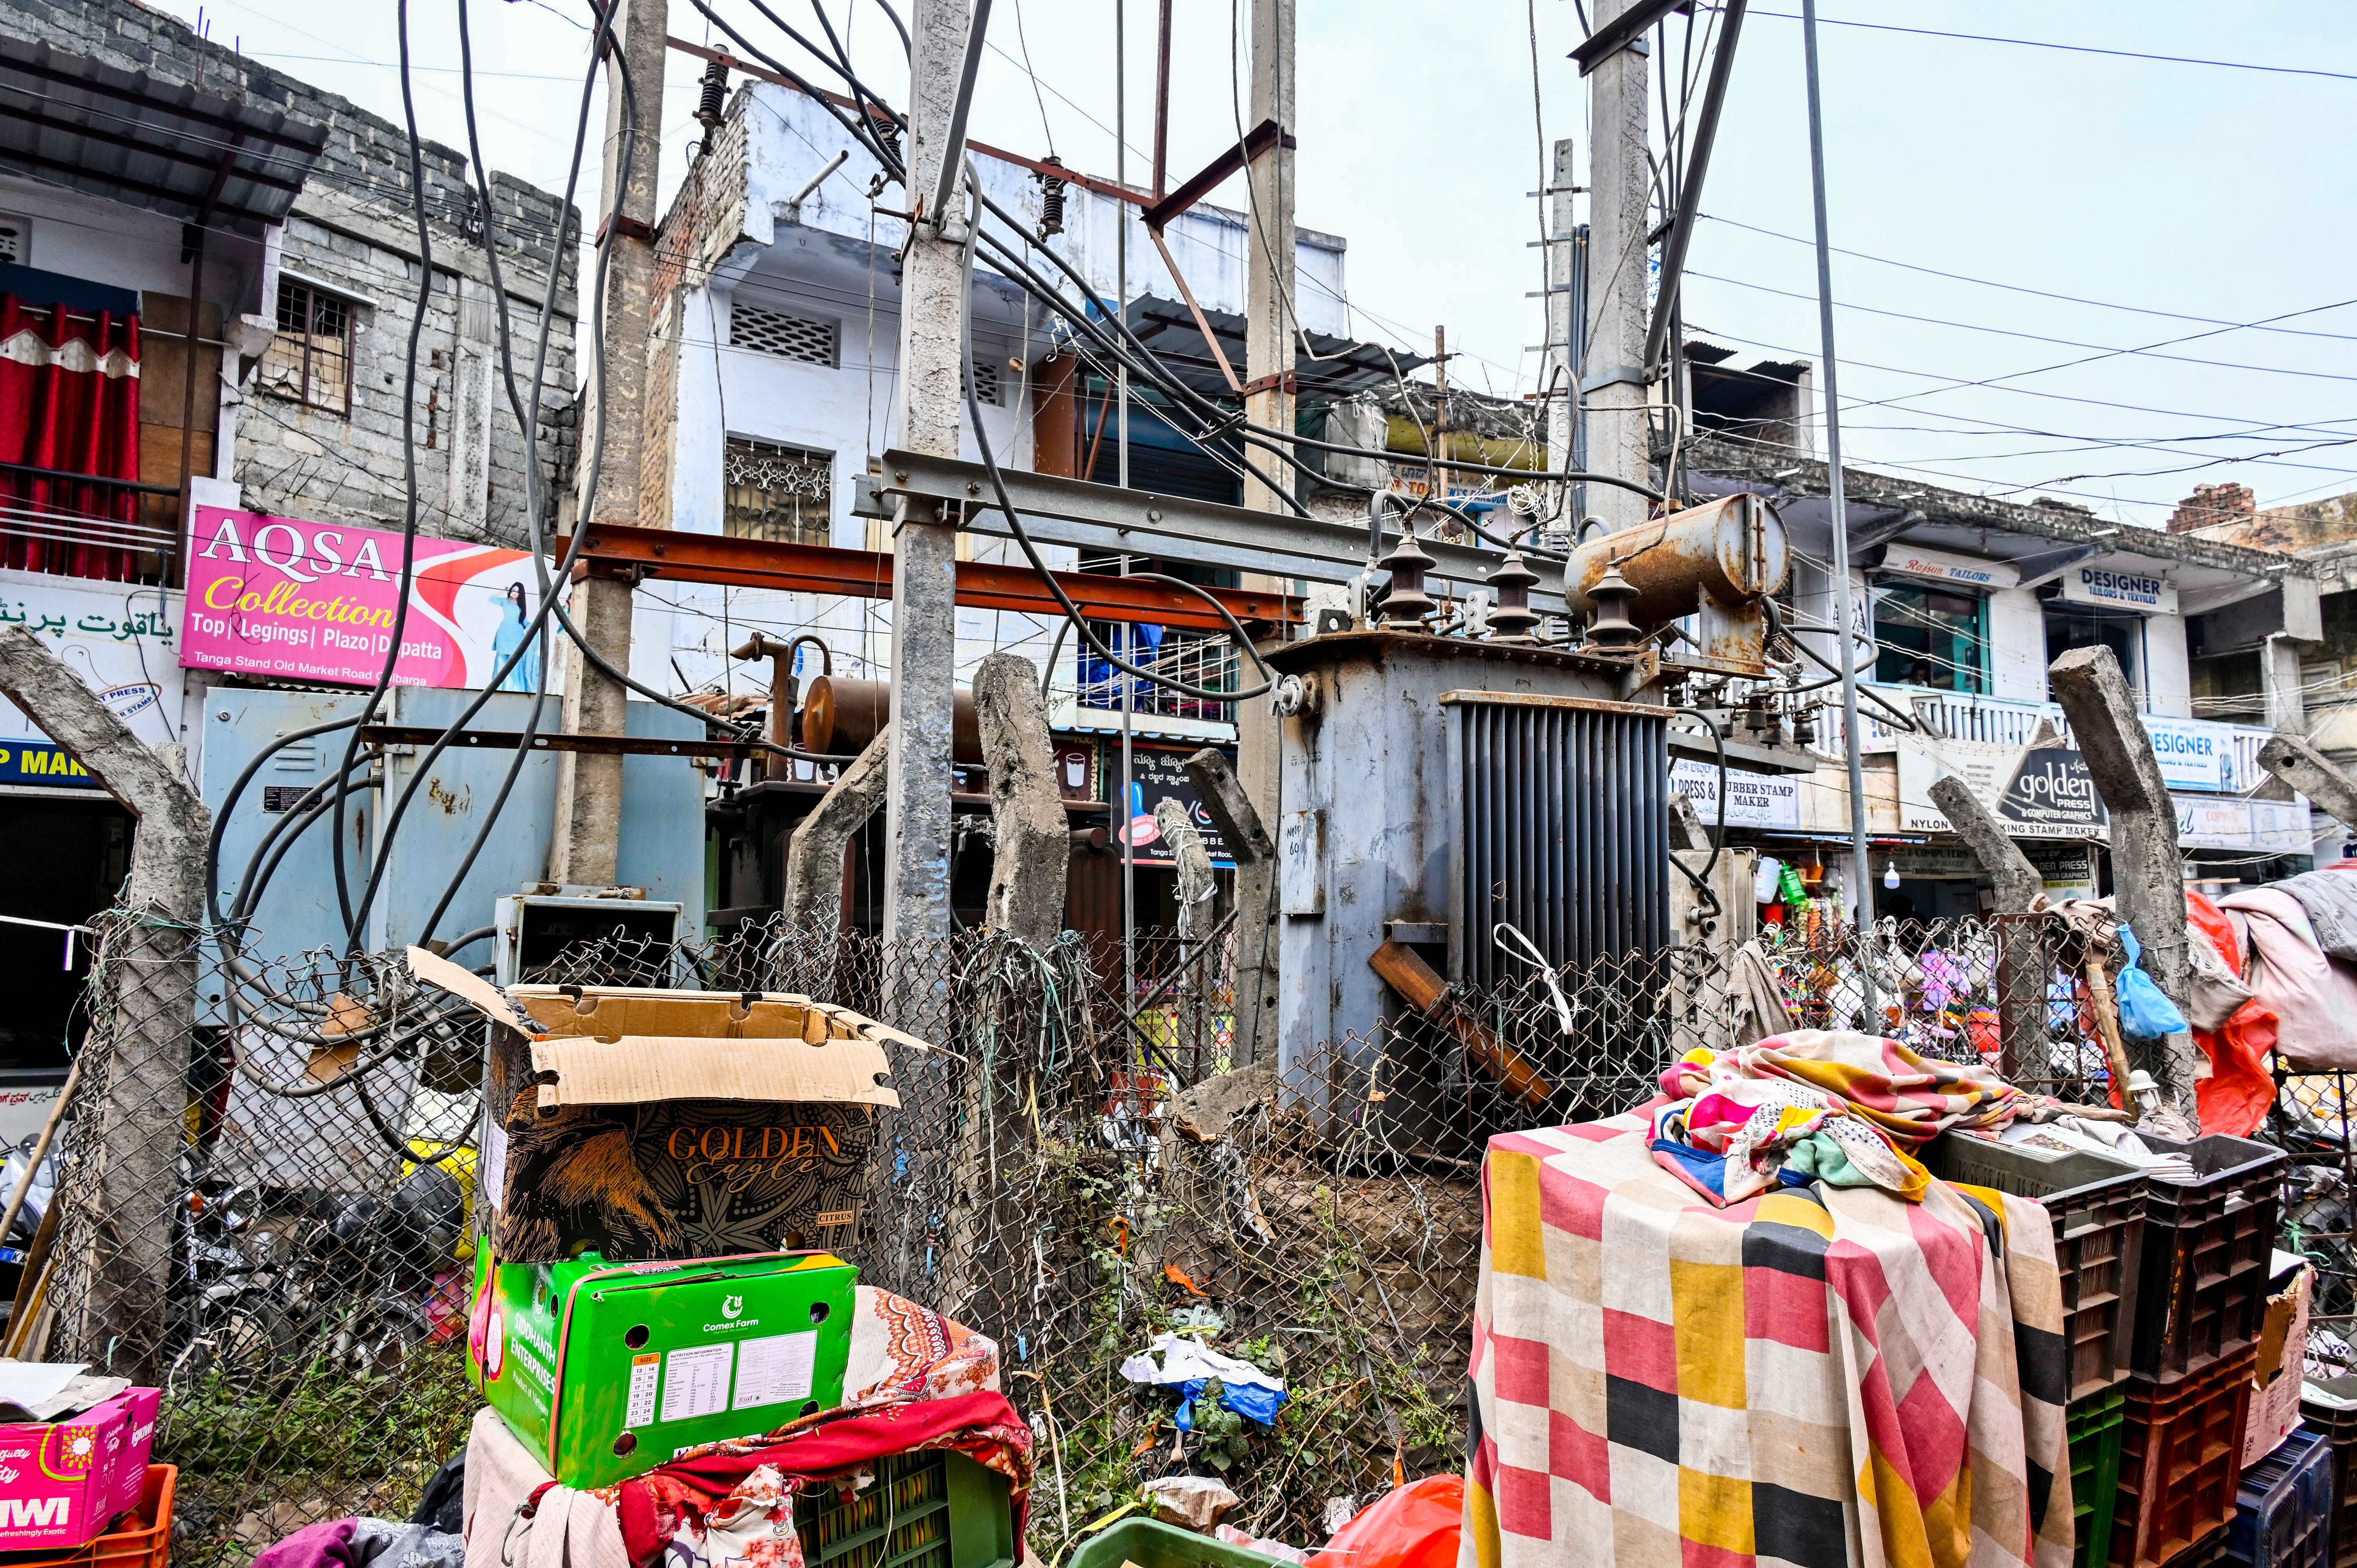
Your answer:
0,293 -> 143,581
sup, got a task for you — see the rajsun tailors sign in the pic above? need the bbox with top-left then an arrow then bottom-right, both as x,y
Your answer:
180,508 -> 546,690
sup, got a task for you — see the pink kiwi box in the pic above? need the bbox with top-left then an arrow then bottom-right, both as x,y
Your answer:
0,1389 -> 154,1549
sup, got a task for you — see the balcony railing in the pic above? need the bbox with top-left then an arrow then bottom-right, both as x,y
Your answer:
1814,683 -> 2274,795
0,462 -> 183,585
1052,629 -> 1239,728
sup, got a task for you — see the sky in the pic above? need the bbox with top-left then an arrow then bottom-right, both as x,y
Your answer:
150,0 -> 2357,528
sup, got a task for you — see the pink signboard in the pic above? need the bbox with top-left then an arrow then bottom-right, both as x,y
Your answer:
180,507 -> 546,690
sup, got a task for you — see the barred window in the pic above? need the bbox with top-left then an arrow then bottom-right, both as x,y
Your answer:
723,436 -> 832,545
967,358 -> 1002,407
729,303 -> 837,367
258,279 -> 354,414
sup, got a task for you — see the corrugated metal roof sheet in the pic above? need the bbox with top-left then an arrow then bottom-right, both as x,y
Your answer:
0,37 -> 329,237
1122,296 -> 1431,399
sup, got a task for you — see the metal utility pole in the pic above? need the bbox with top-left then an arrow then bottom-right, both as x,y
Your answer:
552,0 -> 668,887
1800,0 -> 1876,1002
881,0 -> 977,967
1580,0 -> 1654,535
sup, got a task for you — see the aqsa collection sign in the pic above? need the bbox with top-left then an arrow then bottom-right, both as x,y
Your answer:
179,507 -> 547,691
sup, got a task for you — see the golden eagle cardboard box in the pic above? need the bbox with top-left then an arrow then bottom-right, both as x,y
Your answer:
406,946 -> 931,1263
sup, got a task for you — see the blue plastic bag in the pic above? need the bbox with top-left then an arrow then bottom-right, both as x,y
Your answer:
1173,1376 -> 1289,1429
2115,924 -> 2189,1040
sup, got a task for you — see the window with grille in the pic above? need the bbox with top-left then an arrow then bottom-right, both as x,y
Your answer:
724,436 -> 833,545
258,279 -> 354,413
966,358 -> 1002,407
729,302 -> 837,367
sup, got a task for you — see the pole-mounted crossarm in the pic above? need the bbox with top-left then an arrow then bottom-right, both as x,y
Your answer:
929,0 -> 993,227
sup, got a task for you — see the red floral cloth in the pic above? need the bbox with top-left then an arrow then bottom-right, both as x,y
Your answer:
613,1393 -> 1033,1566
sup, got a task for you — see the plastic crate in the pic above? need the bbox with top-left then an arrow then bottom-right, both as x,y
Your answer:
2223,1427 -> 2335,1568
1067,1517 -> 1296,1568
2297,1379 -> 2357,1568
794,1449 -> 1016,1568
1928,1133 -> 2147,1401
2113,1348 -> 2259,1568
2074,1389 -> 2130,1568
0,1466 -> 175,1568
2132,1135 -> 2285,1381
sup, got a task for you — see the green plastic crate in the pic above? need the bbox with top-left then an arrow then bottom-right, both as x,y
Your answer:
797,1449 -> 1018,1568
2071,1387 -> 2127,1568
1067,1517 -> 1297,1568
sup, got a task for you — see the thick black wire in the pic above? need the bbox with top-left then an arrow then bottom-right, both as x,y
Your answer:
327,0 -> 442,946
951,171 -> 1275,703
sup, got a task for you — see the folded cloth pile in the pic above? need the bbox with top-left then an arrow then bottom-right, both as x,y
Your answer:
1649,1028 -> 2025,1206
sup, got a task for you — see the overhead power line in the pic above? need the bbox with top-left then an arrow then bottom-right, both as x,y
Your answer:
1687,268 -> 2357,383
1697,212 -> 2357,344
1734,9 -> 2357,84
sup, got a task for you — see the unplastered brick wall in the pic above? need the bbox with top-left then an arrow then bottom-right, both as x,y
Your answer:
640,88 -> 755,526
0,0 -> 580,550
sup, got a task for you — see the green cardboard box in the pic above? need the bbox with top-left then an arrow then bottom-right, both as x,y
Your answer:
472,1248 -> 859,1488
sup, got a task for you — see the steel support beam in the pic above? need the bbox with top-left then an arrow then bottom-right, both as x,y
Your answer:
872,450 -> 1572,611
1571,0 -> 1691,72
560,521 -> 1299,628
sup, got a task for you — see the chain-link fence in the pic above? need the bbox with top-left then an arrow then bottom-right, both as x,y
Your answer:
24,904 -> 2168,1564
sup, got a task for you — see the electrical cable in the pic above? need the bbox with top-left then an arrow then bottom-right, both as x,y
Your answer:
953,164 -> 1276,703
325,0 -> 442,950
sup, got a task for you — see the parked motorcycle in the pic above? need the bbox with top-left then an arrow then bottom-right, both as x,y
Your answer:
168,1158 -> 465,1394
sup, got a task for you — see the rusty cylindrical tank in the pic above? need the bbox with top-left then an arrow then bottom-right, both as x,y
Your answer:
1558,493 -> 1788,627
800,675 -> 983,764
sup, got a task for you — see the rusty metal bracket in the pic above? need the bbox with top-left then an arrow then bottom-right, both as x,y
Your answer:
1237,369 -> 1297,399
358,725 -> 760,760
1141,118 -> 1295,232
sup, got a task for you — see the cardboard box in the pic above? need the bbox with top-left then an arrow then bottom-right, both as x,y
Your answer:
407,948 -> 931,1263
471,1248 -> 858,1489
2245,1253 -> 2313,1467
0,1398 -> 131,1548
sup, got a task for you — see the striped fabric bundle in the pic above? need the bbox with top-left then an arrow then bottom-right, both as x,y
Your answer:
1463,1115 -> 2073,1568
1661,1029 -> 2025,1148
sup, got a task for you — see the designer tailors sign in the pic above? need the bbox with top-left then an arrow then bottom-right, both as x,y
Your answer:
179,507 -> 547,690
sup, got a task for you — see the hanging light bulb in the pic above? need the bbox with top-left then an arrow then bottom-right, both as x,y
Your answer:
1883,862 -> 1901,890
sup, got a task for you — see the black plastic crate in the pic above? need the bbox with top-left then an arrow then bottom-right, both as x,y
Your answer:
2299,1380 -> 2357,1568
2132,1135 -> 2285,1380
1926,1132 -> 2147,1401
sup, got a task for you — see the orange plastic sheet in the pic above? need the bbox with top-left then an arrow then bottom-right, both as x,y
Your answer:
2186,891 -> 2277,1136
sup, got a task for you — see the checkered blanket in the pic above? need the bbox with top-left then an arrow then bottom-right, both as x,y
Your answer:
1462,1115 -> 2072,1568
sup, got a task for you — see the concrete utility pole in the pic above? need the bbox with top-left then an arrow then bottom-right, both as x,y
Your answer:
2049,644 -> 2201,1120
2260,733 -> 2357,835
1542,138 -> 1584,519
882,0 -> 975,966
1240,0 -> 1296,516
1929,773 -> 2045,1080
0,626 -> 210,1380
779,729 -> 892,985
972,654 -> 1067,944
1227,0 -> 1294,1064
1582,0 -> 1654,535
551,0 -> 668,887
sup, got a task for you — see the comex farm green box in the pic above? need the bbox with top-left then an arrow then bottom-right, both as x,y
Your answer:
473,1249 -> 858,1488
